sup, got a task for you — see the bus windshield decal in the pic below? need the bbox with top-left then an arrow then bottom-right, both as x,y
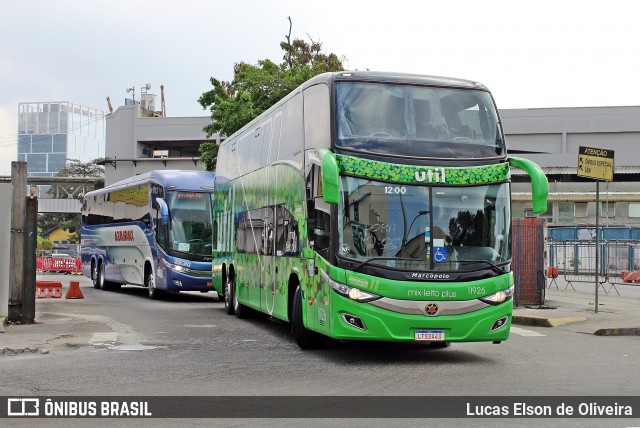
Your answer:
177,193 -> 204,198
335,154 -> 510,185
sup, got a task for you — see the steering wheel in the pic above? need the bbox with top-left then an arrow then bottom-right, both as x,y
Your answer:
453,137 -> 474,141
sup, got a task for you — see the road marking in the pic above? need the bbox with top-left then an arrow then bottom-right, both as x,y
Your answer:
184,324 -> 218,328
511,326 -> 546,337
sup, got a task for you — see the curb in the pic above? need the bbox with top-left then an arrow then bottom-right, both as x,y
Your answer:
594,327 -> 640,336
512,315 -> 587,328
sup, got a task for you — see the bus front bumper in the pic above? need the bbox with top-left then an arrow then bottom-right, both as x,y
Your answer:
327,292 -> 513,343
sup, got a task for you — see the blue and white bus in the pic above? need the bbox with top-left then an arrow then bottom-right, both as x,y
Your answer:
81,170 -> 216,299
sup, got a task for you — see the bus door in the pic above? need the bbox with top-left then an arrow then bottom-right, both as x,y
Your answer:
273,204 -> 303,323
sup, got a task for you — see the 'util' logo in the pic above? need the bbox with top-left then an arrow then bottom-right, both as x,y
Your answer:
114,230 -> 135,241
415,168 -> 446,183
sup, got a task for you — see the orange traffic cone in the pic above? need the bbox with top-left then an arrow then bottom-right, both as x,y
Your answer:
65,281 -> 84,299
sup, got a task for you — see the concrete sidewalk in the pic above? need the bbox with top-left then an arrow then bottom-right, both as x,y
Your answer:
513,277 -> 640,335
0,275 -> 119,356
1,275 -> 640,356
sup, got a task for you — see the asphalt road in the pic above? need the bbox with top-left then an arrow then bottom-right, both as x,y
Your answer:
2,274 -> 639,427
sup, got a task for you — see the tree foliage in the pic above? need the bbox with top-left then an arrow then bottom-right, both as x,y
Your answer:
198,17 -> 345,171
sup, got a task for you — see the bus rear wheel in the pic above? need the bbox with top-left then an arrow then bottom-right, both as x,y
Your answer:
92,262 -> 100,289
99,263 -> 120,291
224,278 -> 235,315
291,286 -> 325,349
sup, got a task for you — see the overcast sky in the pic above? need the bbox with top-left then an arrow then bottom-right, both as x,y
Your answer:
1,0 -> 638,174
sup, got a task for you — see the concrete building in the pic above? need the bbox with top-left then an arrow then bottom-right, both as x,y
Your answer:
503,106 -> 640,226
101,103 -> 221,186
17,101 -> 106,176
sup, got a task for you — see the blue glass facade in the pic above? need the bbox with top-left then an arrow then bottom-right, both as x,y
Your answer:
17,102 -> 106,176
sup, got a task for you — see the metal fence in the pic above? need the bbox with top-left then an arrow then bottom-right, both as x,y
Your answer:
547,238 -> 640,295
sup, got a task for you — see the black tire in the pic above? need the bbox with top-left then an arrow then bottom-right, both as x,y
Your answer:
99,263 -> 121,291
145,268 -> 161,300
291,286 -> 325,349
92,262 -> 100,289
233,278 -> 248,319
224,277 -> 235,315
430,341 -> 451,349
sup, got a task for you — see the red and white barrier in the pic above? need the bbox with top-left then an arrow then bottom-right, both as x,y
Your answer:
621,271 -> 640,283
36,257 -> 82,274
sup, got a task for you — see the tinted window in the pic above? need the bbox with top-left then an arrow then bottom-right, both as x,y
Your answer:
278,94 -> 303,163
336,82 -> 504,159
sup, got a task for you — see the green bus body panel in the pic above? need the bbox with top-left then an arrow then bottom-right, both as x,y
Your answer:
318,148 -> 340,204
508,157 -> 549,213
212,150 -> 526,343
310,266 -> 513,341
329,293 -> 512,342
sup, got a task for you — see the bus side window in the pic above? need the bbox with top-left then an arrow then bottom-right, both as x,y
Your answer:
212,220 -> 218,251
275,205 -> 299,257
313,200 -> 331,259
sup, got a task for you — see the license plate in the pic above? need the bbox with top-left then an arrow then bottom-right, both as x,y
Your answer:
415,329 -> 445,341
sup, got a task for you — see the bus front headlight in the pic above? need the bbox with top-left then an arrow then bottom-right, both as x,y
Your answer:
320,269 -> 380,303
162,259 -> 192,274
479,286 -> 514,305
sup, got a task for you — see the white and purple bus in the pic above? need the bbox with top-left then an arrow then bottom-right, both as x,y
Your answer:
81,170 -> 215,299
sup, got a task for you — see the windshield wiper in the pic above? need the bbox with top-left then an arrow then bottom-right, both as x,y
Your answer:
351,256 -> 427,273
454,259 -> 504,275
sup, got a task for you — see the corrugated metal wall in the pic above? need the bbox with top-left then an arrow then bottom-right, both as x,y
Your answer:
37,198 -> 81,213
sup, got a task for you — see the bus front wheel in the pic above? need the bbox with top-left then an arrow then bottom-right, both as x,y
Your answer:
146,269 -> 161,300
232,278 -> 248,319
291,286 -> 325,349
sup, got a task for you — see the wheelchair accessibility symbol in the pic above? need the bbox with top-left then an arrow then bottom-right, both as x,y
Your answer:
433,247 -> 448,262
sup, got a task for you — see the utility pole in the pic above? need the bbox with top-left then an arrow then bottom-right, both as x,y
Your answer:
9,162 -> 27,322
23,193 -> 38,323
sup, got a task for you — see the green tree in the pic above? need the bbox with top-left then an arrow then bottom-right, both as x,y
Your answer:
39,158 -> 105,244
198,17 -> 345,171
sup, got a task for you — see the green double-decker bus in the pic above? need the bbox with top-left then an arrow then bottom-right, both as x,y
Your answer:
212,71 -> 548,348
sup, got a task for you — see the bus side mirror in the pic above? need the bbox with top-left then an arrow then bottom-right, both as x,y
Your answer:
508,157 -> 549,214
156,198 -> 169,226
318,148 -> 339,205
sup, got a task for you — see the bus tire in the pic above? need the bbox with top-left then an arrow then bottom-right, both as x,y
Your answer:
431,341 -> 451,349
97,262 -> 120,291
224,277 -> 235,315
232,278 -> 248,319
291,286 -> 325,349
146,268 -> 161,300
92,262 -> 100,289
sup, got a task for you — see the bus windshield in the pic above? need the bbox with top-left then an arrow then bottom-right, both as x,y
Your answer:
165,191 -> 213,258
337,177 -> 511,271
335,82 -> 504,158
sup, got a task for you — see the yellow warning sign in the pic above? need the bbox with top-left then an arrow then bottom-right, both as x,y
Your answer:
577,146 -> 614,181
